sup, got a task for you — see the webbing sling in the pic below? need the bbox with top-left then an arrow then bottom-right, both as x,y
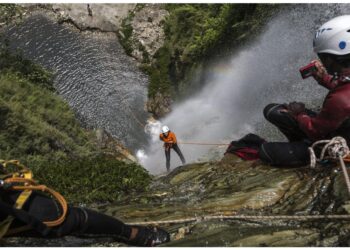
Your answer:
0,189 -> 32,238
0,198 -> 50,237
0,160 -> 67,237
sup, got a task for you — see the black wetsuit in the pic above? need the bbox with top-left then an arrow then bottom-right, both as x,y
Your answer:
0,190 -> 131,239
258,103 -> 315,166
259,103 -> 350,167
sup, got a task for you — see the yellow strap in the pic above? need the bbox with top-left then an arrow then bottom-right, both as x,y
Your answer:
0,159 -> 67,234
14,190 -> 32,210
0,189 -> 32,238
0,159 -> 33,179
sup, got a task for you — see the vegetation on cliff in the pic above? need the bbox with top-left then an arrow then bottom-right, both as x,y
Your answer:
0,36 -> 151,203
0,4 -> 24,25
119,4 -> 280,116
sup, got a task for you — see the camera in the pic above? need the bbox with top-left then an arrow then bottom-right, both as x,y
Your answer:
299,62 -> 317,79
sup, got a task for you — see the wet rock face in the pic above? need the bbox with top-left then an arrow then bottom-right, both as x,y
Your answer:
50,4 -> 136,32
3,154 -> 350,246
102,154 -> 350,246
94,129 -> 137,163
129,4 -> 169,62
146,91 -> 172,118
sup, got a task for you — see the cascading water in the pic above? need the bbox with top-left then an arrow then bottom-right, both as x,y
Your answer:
139,4 -> 350,174
4,13 -> 149,151
3,5 -> 350,174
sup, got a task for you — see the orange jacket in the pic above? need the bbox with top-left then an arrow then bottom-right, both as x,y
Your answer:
159,131 -> 177,144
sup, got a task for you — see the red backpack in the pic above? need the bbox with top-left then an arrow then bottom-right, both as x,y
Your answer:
225,133 -> 266,160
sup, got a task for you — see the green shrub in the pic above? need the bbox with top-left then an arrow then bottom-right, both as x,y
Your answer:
0,42 -> 54,91
120,4 -> 279,101
0,48 -> 152,203
0,4 -> 23,24
29,155 -> 152,203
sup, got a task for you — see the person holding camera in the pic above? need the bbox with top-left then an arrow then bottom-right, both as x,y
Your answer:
259,15 -> 350,166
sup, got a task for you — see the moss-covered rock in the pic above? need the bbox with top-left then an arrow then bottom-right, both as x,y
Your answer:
95,154 -> 350,247
0,41 -> 152,203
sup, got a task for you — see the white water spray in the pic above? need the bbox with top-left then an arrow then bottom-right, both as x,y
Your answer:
138,4 -> 350,174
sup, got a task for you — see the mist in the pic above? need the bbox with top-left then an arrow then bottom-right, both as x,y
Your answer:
138,4 -> 350,174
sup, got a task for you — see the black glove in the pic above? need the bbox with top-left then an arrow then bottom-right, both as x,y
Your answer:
287,102 -> 305,116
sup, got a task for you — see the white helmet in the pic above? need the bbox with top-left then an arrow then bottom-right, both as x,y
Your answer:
161,125 -> 170,133
313,15 -> 350,55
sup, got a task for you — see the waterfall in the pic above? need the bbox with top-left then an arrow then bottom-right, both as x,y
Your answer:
139,4 -> 350,174
4,5 -> 350,173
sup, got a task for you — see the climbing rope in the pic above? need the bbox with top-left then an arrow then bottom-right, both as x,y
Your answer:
178,142 -> 229,146
127,213 -> 350,226
308,136 -> 350,197
338,155 -> 350,196
308,136 -> 350,168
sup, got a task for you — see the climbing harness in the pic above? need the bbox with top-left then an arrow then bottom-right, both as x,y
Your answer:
0,160 -> 68,237
178,142 -> 229,146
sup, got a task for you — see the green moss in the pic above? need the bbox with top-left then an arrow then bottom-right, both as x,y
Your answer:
118,10 -> 135,56
0,46 -> 152,203
0,3 -> 23,25
0,41 -> 54,91
121,4 -> 280,101
30,155 -> 152,203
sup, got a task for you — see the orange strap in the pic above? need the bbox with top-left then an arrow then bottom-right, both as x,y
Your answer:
4,179 -> 68,227
343,154 -> 350,163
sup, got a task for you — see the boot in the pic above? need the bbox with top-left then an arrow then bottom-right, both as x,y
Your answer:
127,226 -> 170,247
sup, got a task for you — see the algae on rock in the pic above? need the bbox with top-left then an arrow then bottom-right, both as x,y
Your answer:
98,154 -> 350,247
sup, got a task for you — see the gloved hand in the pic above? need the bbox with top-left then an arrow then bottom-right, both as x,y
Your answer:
311,59 -> 327,81
287,101 -> 305,116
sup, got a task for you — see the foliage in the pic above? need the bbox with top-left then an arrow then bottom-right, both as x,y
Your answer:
30,155 -> 152,203
0,73 -> 93,159
0,46 -> 152,203
118,9 -> 135,56
119,4 -> 279,100
0,41 -> 55,91
0,4 -> 23,25
154,4 -> 279,98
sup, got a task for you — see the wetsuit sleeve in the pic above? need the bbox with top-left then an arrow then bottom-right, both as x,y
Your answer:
315,74 -> 337,90
295,90 -> 346,140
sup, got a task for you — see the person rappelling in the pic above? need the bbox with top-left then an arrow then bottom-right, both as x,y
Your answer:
227,15 -> 350,167
159,126 -> 186,172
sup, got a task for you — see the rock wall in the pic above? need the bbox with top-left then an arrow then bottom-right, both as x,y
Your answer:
129,4 -> 169,62
51,4 -> 135,32
101,154 -> 350,247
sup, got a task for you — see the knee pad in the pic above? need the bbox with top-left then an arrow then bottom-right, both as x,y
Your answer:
263,103 -> 280,120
